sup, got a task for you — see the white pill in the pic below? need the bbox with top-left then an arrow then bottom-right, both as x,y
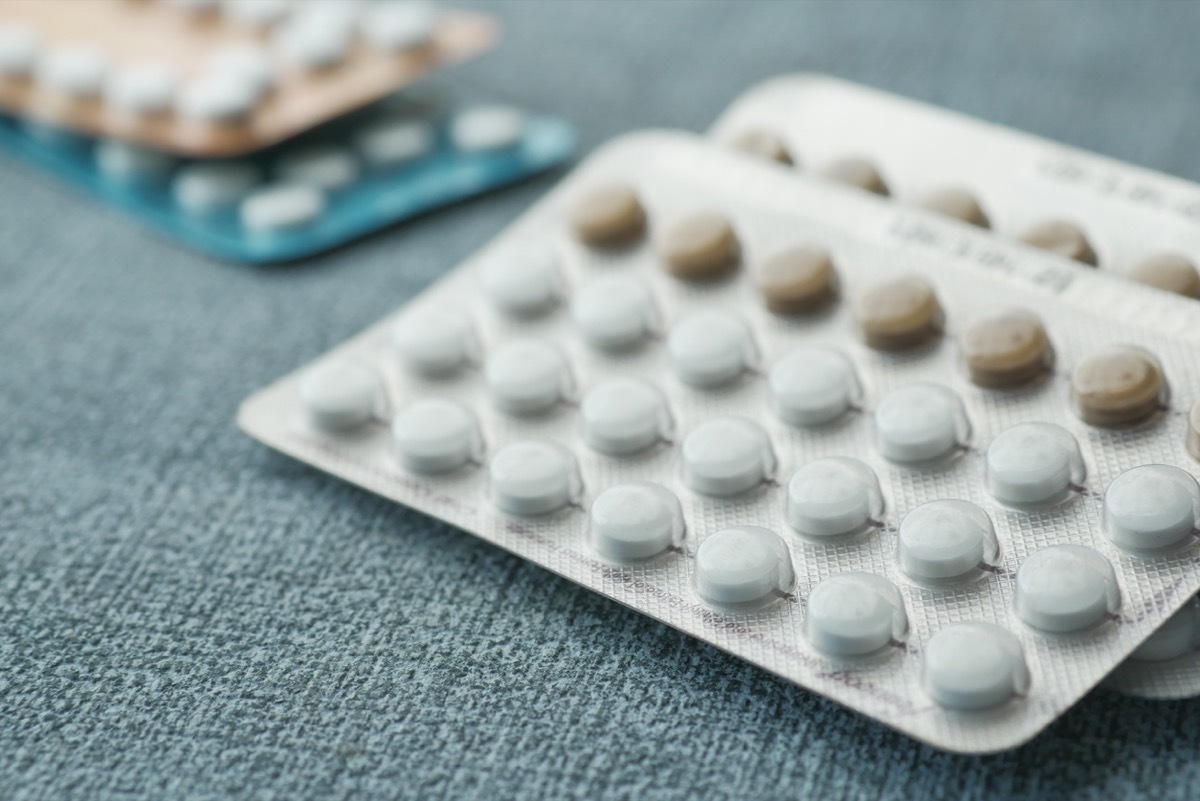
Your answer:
580,378 -> 670,456
222,0 -> 290,28
450,106 -> 527,153
166,0 -> 220,13
488,440 -> 581,516
589,482 -> 683,561
355,118 -> 435,167
390,308 -> 474,376
873,383 -> 968,463
694,525 -> 794,606
898,500 -> 995,582
174,162 -> 262,214
985,422 -> 1084,506
1104,465 -> 1200,552
0,25 -> 40,78
571,274 -> 655,350
298,360 -> 381,432
923,623 -> 1028,710
785,457 -> 881,539
769,346 -> 860,426
206,44 -> 276,99
681,417 -> 775,497
391,398 -> 481,474
37,46 -> 108,98
177,74 -> 258,123
1131,598 -> 1200,662
1015,545 -> 1117,633
667,310 -> 754,388
480,246 -> 559,316
485,340 -> 571,415
806,573 -> 905,657
241,184 -> 326,233
361,1 -> 438,51
105,63 -> 178,116
275,146 -> 360,190
94,140 -> 175,182
275,15 -> 353,70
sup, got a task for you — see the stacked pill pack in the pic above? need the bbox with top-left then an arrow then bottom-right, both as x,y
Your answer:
239,120 -> 1200,753
0,0 -> 575,262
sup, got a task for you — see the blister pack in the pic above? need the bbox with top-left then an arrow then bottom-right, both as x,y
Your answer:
239,131 -> 1200,753
0,93 -> 574,263
0,0 -> 497,156
709,74 -> 1200,699
709,74 -> 1200,302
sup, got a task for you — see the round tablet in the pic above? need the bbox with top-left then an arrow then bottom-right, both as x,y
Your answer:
361,1 -> 438,52
0,24 -> 39,78
241,184 -> 326,233
1103,465 -> 1200,552
206,44 -> 276,99
918,187 -> 990,228
570,274 -> 655,351
1015,545 -> 1117,633
681,418 -> 775,497
390,307 -> 475,376
922,623 -> 1027,710
667,310 -> 754,388
756,245 -> 838,314
589,482 -> 684,561
1131,599 -> 1200,662
960,310 -> 1052,388
479,246 -> 559,316
580,378 -> 670,456
298,361 -> 382,432
484,340 -> 571,415
785,457 -> 881,539
221,0 -> 289,28
873,383 -> 969,464
105,63 -> 179,117
726,129 -> 794,165
1127,253 -> 1200,298
173,161 -> 262,214
1070,345 -> 1167,427
694,525 -> 794,606
1019,219 -> 1098,265
488,440 -> 580,516
853,274 -> 943,351
177,73 -> 258,123
806,573 -> 905,656
1189,400 -> 1200,462
450,106 -> 526,152
821,158 -> 889,196
94,140 -> 175,183
769,346 -> 860,427
985,422 -> 1084,507
354,118 -> 435,167
568,183 -> 647,248
275,146 -> 360,191
898,500 -> 995,582
391,398 -> 481,474
657,212 -> 740,282
37,46 -> 108,98
275,15 -> 353,70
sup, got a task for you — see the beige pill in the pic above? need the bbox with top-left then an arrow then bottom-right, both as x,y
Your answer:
1070,346 -> 1167,427
1187,400 -> 1200,462
727,129 -> 794,166
1127,253 -> 1200,298
756,245 -> 838,314
854,274 -> 943,351
821,158 -> 889,196
1019,220 -> 1098,266
569,183 -> 646,248
919,187 -> 990,228
658,212 -> 740,282
960,310 -> 1052,388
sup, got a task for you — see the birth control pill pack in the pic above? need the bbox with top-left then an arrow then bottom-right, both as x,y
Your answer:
0,0 -> 497,157
710,74 -> 1200,699
239,131 -> 1200,753
0,92 -> 574,263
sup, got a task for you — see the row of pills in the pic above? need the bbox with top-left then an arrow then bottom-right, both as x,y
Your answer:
724,130 -> 1200,300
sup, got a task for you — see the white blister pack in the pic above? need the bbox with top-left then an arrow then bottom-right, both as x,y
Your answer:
709,74 -> 1200,699
239,132 -> 1200,753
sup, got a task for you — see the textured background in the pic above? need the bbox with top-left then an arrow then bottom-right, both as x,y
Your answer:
4,2 -> 1200,799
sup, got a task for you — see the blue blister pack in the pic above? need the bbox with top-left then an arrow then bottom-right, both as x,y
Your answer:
0,93 -> 574,264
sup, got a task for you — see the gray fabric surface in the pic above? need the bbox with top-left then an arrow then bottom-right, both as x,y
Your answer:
4,1 -> 1200,798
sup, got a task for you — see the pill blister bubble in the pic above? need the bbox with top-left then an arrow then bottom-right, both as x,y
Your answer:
1015,544 -> 1120,633
1103,465 -> 1200,554
681,417 -> 776,497
484,339 -> 572,415
488,440 -> 582,516
923,623 -> 1029,710
588,482 -> 685,561
768,345 -> 860,426
873,383 -> 970,464
806,572 -> 907,657
985,422 -> 1085,508
667,310 -> 755,388
392,398 -> 482,474
580,378 -> 671,456
785,457 -> 882,541
693,525 -> 794,607
570,274 -> 656,351
897,500 -> 998,584
480,245 -> 561,317
391,307 -> 476,377
298,360 -> 384,432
